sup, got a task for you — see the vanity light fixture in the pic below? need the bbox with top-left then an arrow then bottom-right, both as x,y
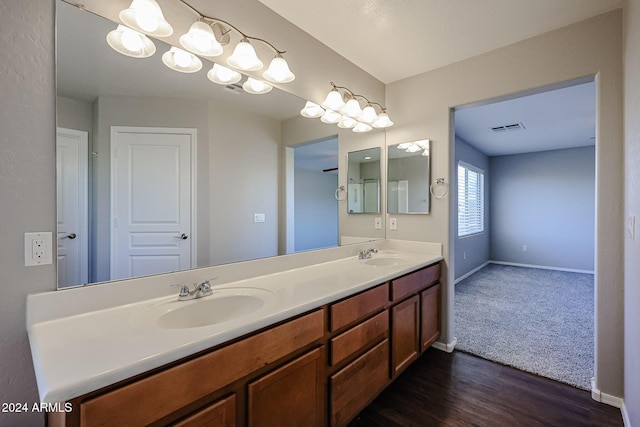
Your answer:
242,77 -> 273,94
300,101 -> 325,118
106,0 -> 294,93
106,25 -> 156,58
302,82 -> 393,133
162,46 -> 203,73
119,0 -> 173,37
207,63 -> 242,85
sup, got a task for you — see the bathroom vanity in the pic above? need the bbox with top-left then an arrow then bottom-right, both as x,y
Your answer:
27,241 -> 442,426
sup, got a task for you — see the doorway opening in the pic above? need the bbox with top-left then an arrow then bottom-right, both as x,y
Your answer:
451,78 -> 596,389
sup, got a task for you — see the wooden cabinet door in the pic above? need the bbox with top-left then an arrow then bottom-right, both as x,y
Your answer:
391,295 -> 420,377
248,347 -> 324,427
421,283 -> 441,352
330,339 -> 389,427
172,394 -> 236,427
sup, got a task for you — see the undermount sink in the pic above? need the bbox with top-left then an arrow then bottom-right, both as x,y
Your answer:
133,287 -> 276,329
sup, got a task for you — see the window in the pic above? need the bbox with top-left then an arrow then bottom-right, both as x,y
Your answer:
458,162 -> 484,237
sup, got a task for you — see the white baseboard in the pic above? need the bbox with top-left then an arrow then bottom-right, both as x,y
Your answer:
489,260 -> 594,275
432,337 -> 457,353
621,401 -> 631,427
591,378 -> 623,408
454,262 -> 490,284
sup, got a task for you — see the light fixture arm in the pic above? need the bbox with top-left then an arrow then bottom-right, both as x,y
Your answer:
176,0 -> 286,54
329,82 -> 387,113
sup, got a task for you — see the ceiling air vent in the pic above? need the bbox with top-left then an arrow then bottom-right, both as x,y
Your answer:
491,122 -> 525,132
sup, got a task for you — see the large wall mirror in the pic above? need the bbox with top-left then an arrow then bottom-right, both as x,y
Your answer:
56,1 -> 384,288
387,140 -> 431,214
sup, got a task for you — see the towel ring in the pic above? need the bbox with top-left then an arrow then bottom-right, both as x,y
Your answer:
335,185 -> 347,201
430,178 -> 449,199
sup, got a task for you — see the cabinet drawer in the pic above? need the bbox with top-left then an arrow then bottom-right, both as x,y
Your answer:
391,263 -> 441,301
80,309 -> 324,427
172,394 -> 236,427
330,283 -> 389,331
330,339 -> 389,427
330,310 -> 388,366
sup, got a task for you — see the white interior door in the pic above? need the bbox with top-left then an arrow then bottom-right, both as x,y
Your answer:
57,128 -> 89,287
111,126 -> 196,280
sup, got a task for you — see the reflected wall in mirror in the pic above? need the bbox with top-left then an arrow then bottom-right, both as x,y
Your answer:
387,139 -> 431,214
347,148 -> 381,214
55,1 -> 383,288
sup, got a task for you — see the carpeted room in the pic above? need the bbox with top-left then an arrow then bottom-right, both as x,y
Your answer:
453,81 -> 596,389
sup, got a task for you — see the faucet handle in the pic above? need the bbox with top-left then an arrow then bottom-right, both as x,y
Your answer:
171,284 -> 191,299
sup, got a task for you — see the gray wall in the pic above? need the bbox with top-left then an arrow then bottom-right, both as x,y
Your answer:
0,2 -> 56,427
454,137 -> 490,279
624,0 -> 640,424
294,169 -> 338,251
489,147 -> 595,271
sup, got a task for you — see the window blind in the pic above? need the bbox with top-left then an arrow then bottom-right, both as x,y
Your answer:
458,162 -> 484,237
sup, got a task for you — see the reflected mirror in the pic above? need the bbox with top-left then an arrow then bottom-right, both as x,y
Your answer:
347,148 -> 381,214
387,139 -> 430,214
56,1 -> 383,288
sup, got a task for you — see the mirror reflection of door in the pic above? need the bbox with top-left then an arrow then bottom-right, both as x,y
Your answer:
110,126 -> 196,280
56,128 -> 89,288
293,137 -> 339,252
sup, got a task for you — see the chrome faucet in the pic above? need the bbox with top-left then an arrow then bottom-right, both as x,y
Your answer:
172,278 -> 215,301
358,248 -> 378,259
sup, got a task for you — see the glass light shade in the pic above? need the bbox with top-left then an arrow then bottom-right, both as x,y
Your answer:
352,122 -> 373,133
372,112 -> 394,128
397,142 -> 412,150
342,98 -> 363,118
242,77 -> 273,94
422,149 -> 430,156
320,109 -> 342,124
300,101 -> 325,118
106,25 -> 156,58
162,47 -> 202,73
321,89 -> 345,110
226,39 -> 263,71
207,63 -> 242,85
415,139 -> 430,149
337,116 -> 357,129
406,144 -> 421,153
119,0 -> 173,37
359,105 -> 378,124
180,21 -> 223,57
263,55 -> 295,83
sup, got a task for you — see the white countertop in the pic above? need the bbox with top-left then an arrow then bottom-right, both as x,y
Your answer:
27,240 -> 442,403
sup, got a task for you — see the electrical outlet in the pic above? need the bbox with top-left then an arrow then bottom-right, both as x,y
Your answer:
25,232 -> 53,266
390,218 -> 397,230
522,245 -> 528,252
374,217 -> 382,229
463,252 -> 467,260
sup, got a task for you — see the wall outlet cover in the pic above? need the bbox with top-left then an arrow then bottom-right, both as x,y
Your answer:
25,232 -> 53,266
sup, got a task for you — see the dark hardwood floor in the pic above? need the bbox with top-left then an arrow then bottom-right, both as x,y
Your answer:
349,348 -> 623,427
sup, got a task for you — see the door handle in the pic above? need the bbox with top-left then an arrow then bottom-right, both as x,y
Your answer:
65,233 -> 77,239
175,233 -> 188,240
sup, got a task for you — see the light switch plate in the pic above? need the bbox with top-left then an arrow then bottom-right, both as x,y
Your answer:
254,213 -> 266,223
25,232 -> 53,266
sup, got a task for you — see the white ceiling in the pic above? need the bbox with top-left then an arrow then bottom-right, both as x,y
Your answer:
259,0 -> 623,84
455,80 -> 596,156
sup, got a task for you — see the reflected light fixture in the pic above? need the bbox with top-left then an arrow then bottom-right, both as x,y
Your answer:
207,63 -> 242,85
300,101 -> 325,118
398,139 -> 430,156
119,0 -> 173,37
162,46 -> 202,73
106,25 -> 156,58
242,77 -> 273,94
302,82 -> 393,133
